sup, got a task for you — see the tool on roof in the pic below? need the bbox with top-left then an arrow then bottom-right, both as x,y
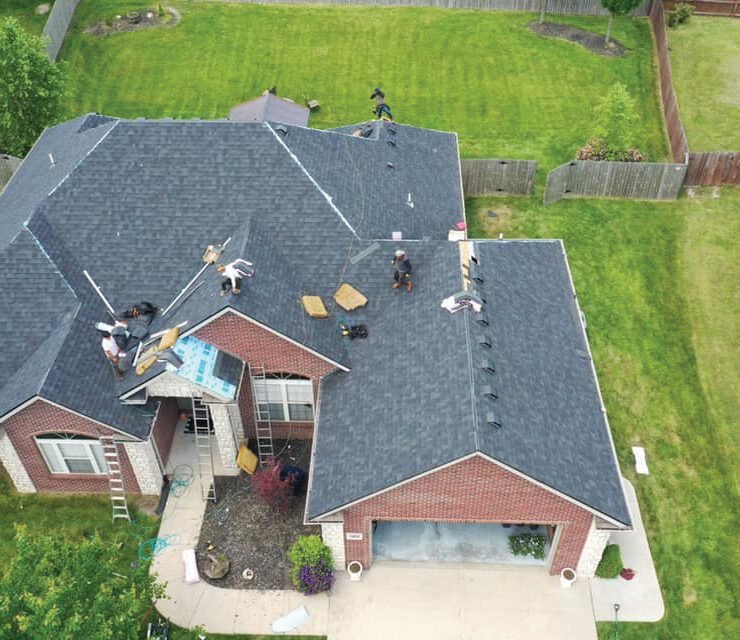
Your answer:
162,237 -> 232,317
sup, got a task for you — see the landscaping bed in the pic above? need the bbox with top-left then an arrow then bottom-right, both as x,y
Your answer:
528,21 -> 628,57
86,6 -> 180,36
197,440 -> 316,590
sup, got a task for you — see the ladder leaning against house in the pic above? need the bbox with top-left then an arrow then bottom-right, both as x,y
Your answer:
98,433 -> 130,522
191,396 -> 217,503
249,364 -> 275,467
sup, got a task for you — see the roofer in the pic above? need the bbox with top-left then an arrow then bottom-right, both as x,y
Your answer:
218,258 -> 254,296
101,330 -> 127,380
392,249 -> 413,292
370,87 -> 394,122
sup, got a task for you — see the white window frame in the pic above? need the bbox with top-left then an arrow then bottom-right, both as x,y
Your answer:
35,435 -> 107,475
255,375 -> 314,423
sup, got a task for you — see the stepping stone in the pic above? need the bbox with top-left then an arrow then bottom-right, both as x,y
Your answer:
35,3 -> 51,15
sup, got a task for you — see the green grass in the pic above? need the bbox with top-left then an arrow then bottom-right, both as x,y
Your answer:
468,187 -> 740,639
167,622 -> 321,640
61,1 -> 667,168
0,0 -> 52,36
668,16 -> 740,151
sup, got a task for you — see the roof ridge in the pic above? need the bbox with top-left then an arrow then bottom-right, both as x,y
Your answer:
20,225 -> 77,298
263,121 -> 360,240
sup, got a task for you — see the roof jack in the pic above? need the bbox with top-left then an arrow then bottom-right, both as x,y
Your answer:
406,193 -> 414,208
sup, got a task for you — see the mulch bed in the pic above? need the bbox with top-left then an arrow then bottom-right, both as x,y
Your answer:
197,440 -> 317,590
528,21 -> 628,57
86,7 -> 181,37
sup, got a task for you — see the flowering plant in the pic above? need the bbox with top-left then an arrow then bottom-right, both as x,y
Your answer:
289,535 -> 334,594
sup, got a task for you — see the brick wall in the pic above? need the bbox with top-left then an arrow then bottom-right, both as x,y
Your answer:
340,455 -> 593,575
151,398 -> 179,466
195,311 -> 336,442
1,399 -> 141,494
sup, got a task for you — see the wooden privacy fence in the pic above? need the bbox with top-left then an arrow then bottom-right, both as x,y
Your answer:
543,160 -> 688,205
686,153 -> 740,186
664,0 -> 740,15
0,155 -> 21,193
461,159 -> 538,196
650,0 -> 689,163
230,0 -> 651,14
42,0 -> 81,61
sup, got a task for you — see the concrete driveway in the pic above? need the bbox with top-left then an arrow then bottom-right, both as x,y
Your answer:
327,562 -> 597,640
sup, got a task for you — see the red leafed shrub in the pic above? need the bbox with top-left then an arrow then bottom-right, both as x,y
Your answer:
250,462 -> 292,512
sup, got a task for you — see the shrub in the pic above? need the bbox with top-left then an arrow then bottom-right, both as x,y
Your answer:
592,82 -> 639,160
667,11 -> 678,27
508,533 -> 547,560
676,2 -> 695,23
596,543 -> 624,578
290,535 -> 334,594
576,139 -> 646,163
250,462 -> 292,512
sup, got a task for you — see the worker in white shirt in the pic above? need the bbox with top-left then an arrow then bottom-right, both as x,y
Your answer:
101,331 -> 127,379
217,259 -> 254,296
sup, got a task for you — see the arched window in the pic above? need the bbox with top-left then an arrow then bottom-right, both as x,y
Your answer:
254,373 -> 314,422
35,434 -> 107,474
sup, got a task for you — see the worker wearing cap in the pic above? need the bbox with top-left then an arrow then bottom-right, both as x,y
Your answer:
101,332 -> 127,380
218,259 -> 254,296
392,249 -> 413,292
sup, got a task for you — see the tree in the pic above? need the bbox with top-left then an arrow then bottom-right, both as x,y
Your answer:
540,0 -> 549,24
599,0 -> 643,44
0,526 -> 163,640
0,18 -> 65,157
250,461 -> 292,512
592,82 -> 638,159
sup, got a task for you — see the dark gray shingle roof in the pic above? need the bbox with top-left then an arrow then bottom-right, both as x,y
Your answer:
229,94 -> 309,127
307,239 -> 631,527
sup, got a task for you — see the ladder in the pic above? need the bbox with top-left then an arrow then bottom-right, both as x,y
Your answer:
249,364 -> 275,467
99,434 -> 130,522
192,396 -> 217,503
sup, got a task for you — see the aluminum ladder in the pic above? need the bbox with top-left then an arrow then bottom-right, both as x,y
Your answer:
192,396 -> 217,502
249,364 -> 275,466
99,434 -> 130,522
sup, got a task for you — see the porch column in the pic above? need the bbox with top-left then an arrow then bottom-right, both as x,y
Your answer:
321,521 -> 346,570
123,440 -> 163,495
0,430 -> 36,493
576,517 -> 611,577
208,404 -> 239,473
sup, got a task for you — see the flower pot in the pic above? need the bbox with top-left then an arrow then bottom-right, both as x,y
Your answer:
347,561 -> 363,582
560,568 -> 576,588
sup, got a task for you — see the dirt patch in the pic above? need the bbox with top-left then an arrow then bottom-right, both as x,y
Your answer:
86,6 -> 181,37
197,440 -> 317,590
528,21 -> 628,57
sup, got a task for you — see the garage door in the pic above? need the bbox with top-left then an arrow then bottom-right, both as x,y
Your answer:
372,521 -> 552,565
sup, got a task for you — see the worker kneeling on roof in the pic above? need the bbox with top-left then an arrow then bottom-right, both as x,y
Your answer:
392,249 -> 413,293
99,321 -> 131,380
218,259 -> 254,296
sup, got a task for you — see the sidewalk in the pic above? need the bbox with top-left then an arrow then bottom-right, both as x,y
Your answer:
589,478 -> 665,622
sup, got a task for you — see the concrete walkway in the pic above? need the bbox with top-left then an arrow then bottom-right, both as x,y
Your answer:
589,478 -> 665,622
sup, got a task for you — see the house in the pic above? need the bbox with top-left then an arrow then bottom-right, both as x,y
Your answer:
0,114 -> 630,577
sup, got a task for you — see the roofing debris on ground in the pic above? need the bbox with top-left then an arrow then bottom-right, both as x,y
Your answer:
528,21 -> 629,57
86,6 -> 180,37
197,440 -> 316,590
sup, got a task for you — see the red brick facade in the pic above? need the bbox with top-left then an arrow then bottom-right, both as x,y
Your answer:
1,399 -> 141,494
194,311 -> 336,442
151,398 -> 179,466
339,454 -> 594,575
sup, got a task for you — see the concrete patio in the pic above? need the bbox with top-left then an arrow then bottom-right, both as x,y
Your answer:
589,478 -> 665,622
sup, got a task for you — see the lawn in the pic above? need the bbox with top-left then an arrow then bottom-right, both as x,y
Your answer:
0,0 -> 52,36
668,16 -> 740,151
467,187 -> 740,639
61,0 -> 667,168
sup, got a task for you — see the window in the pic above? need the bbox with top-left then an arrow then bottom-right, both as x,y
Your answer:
36,434 -> 107,475
254,374 -> 314,422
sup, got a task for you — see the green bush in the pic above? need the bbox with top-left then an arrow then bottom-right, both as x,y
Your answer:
676,3 -> 695,23
590,82 -> 641,161
508,533 -> 547,560
289,535 -> 334,594
595,543 -> 624,578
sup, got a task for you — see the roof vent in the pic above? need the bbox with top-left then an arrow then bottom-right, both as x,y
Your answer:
387,140 -> 396,147
481,359 -> 496,374
482,384 -> 498,400
360,124 -> 374,138
387,162 -> 394,169
478,335 -> 492,349
275,125 -> 288,136
486,412 -> 503,429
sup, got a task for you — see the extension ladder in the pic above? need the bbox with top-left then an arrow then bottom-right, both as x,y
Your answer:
191,397 -> 217,502
99,434 -> 131,522
249,364 -> 275,467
